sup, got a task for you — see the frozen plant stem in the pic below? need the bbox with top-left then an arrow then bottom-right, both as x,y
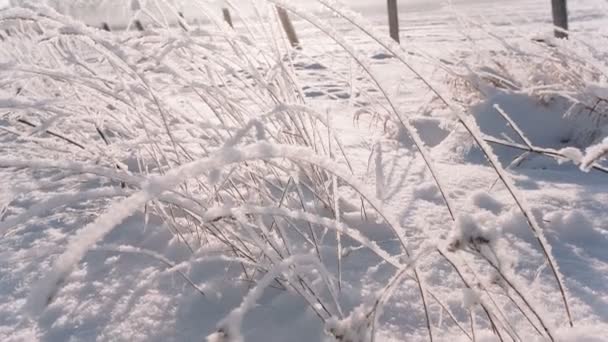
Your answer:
312,0 -> 573,327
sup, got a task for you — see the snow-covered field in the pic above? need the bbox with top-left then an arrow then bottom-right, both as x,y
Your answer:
1,1 -> 608,341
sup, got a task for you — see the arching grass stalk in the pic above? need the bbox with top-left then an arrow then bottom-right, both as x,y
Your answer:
312,0 -> 573,328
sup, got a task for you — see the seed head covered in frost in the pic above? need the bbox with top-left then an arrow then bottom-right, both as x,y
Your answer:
580,137 -> 608,172
558,147 -> 583,166
325,305 -> 372,342
448,213 -> 497,252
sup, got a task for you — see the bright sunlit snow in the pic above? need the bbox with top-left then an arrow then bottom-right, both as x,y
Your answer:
1,0 -> 607,341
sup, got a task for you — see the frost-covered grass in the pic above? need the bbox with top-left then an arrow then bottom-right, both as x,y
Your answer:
1,1 -> 608,341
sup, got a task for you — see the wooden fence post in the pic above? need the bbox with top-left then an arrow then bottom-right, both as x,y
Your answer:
133,19 -> 144,32
177,12 -> 188,32
276,7 -> 300,48
551,0 -> 568,38
222,8 -> 234,28
387,0 -> 400,43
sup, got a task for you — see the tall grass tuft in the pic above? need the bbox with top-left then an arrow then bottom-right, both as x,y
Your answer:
1,1 -> 601,341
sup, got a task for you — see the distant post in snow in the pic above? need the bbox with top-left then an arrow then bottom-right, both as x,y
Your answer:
222,8 -> 234,28
387,0 -> 400,43
551,0 -> 568,38
177,12 -> 188,32
276,7 -> 300,48
133,19 -> 144,31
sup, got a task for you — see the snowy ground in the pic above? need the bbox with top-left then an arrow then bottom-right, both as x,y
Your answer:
1,1 -> 608,341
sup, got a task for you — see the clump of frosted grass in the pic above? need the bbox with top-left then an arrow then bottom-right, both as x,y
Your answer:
0,2 -> 400,339
448,16 -> 608,148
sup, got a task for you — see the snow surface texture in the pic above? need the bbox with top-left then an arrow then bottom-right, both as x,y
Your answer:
1,0 -> 608,341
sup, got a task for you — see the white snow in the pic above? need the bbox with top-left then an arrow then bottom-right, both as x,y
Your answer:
1,0 -> 608,341
581,137 -> 608,172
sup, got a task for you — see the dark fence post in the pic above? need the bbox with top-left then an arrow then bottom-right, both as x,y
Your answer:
276,7 -> 300,48
133,19 -> 144,31
222,8 -> 234,28
177,11 -> 188,32
551,0 -> 568,38
387,0 -> 400,43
